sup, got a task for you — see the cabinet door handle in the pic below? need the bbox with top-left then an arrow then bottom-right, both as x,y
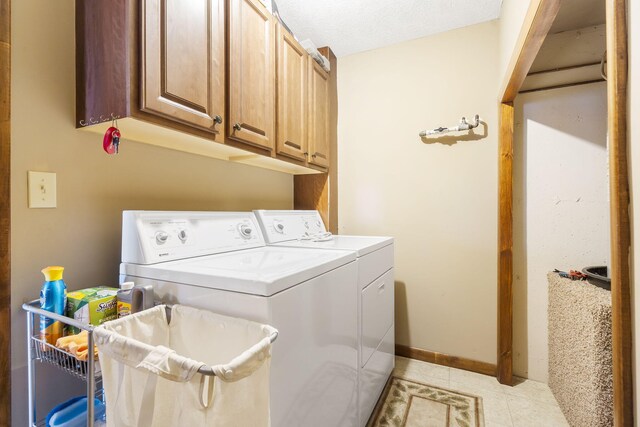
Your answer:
233,123 -> 242,131
285,141 -> 302,150
213,115 -> 223,125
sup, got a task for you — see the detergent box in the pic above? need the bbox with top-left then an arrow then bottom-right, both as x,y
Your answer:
66,287 -> 118,334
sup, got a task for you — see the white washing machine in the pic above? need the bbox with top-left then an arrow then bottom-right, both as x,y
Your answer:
253,210 -> 395,426
120,211 -> 359,426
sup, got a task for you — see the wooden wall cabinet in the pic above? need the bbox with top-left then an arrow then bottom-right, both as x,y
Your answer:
227,0 -> 276,151
276,25 -> 308,161
141,0 -> 225,135
307,58 -> 330,168
76,0 -> 333,174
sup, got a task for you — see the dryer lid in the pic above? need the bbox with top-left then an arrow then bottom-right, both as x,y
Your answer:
254,210 -> 393,256
271,235 -> 393,257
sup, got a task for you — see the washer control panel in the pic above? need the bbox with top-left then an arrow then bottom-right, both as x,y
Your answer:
122,211 -> 265,264
254,210 -> 327,243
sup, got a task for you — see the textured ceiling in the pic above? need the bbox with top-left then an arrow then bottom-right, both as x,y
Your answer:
274,0 -> 503,57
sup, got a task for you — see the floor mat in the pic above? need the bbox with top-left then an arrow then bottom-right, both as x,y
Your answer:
368,376 -> 485,427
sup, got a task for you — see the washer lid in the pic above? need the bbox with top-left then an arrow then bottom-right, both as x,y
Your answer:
120,246 -> 356,296
271,235 -> 393,258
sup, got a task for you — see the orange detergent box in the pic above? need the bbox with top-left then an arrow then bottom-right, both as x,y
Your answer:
66,286 -> 118,334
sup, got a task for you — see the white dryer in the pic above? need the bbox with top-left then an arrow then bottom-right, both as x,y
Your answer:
253,210 -> 395,426
120,211 -> 359,426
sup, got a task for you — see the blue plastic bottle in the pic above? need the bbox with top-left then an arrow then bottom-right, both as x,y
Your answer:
40,266 -> 67,346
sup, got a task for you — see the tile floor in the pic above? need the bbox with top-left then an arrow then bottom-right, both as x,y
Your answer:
393,356 -> 569,427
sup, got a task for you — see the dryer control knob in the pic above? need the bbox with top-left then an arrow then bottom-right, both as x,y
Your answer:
239,224 -> 253,239
177,229 -> 188,243
155,231 -> 169,245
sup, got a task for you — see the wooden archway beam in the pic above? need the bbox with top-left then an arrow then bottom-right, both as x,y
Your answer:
0,0 -> 11,423
606,0 -> 633,424
496,0 -> 560,386
497,1 -> 634,424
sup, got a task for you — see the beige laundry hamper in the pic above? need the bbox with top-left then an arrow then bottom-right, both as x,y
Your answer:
94,305 -> 277,427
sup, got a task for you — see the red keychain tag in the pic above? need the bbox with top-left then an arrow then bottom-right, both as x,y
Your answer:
103,122 -> 121,155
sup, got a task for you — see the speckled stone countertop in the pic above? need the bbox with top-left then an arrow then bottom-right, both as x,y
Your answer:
547,271 -> 612,427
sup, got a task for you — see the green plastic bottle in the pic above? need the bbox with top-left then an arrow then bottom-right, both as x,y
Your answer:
40,266 -> 67,346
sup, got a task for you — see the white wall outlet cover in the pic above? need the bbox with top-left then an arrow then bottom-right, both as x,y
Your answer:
28,171 -> 57,208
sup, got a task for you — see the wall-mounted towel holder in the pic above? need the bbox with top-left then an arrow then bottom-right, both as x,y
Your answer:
419,114 -> 480,137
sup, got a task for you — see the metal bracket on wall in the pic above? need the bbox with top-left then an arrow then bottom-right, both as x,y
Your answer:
419,114 -> 480,137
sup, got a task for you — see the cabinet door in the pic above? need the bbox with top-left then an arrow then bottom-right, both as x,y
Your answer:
276,25 -> 308,161
308,59 -> 330,168
227,0 -> 276,151
141,0 -> 225,134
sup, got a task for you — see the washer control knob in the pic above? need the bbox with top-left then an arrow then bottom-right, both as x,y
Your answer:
155,231 -> 169,245
316,220 -> 322,228
274,221 -> 285,234
239,224 -> 253,239
177,229 -> 188,243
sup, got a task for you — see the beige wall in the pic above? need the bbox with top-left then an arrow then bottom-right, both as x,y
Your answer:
499,0 -> 532,85
337,20 -> 499,364
11,0 -> 292,423
630,0 -> 640,420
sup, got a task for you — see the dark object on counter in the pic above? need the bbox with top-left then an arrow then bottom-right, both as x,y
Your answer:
554,269 -> 587,281
582,266 -> 611,291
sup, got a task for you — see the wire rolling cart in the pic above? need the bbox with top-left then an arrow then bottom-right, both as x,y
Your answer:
23,301 -> 280,426
23,300 -> 104,427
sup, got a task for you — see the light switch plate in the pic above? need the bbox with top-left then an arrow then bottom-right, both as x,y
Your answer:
28,171 -> 57,208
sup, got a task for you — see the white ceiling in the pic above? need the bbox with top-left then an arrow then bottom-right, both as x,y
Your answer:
274,0 -> 503,57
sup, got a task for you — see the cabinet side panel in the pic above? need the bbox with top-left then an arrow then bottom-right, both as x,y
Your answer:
76,0 -> 130,127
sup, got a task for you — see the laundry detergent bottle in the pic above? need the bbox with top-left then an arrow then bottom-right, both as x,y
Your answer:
40,266 -> 67,346
117,282 -> 135,318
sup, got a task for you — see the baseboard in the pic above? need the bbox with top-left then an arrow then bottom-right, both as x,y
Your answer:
395,344 -> 497,377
